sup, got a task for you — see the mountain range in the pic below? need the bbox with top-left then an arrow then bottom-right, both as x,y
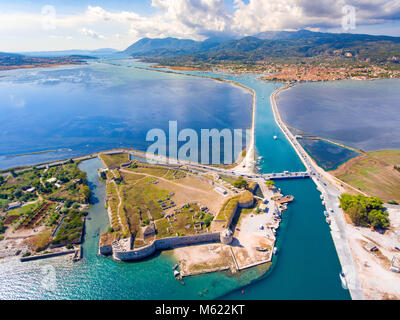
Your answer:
123,30 -> 400,64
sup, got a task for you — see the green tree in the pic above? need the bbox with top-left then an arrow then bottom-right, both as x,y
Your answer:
265,180 -> 275,188
233,176 -> 248,189
339,194 -> 390,229
204,214 -> 213,227
81,186 -> 91,203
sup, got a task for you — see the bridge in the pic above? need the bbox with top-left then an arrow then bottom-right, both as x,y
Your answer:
261,171 -> 310,180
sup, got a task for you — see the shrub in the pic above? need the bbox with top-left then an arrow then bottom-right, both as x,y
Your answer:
339,194 -> 389,229
233,177 -> 248,189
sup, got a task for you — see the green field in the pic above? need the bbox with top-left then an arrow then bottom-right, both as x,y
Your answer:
216,195 -> 240,222
333,149 -> 400,203
104,165 -> 216,246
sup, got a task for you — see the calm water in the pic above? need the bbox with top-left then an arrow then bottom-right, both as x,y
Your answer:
299,139 -> 360,171
0,61 -> 350,299
223,179 -> 349,299
0,61 -> 251,170
0,158 -> 262,299
277,79 -> 400,152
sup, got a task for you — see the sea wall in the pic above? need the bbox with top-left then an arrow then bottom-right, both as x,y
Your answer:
112,232 -> 221,261
20,249 -> 76,262
99,244 -> 113,256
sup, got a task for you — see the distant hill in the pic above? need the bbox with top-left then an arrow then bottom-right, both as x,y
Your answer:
124,30 -> 400,64
21,48 -> 117,58
0,52 -> 96,70
123,37 -> 199,55
123,37 -> 225,56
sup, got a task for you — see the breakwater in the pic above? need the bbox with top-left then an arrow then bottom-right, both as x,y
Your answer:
20,249 -> 77,262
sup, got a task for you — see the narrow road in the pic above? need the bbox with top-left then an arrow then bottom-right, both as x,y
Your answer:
270,86 -> 365,300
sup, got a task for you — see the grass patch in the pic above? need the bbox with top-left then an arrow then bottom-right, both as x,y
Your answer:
99,153 -> 130,168
52,210 -> 85,246
25,230 -> 52,252
333,150 -> 400,203
216,195 -> 240,222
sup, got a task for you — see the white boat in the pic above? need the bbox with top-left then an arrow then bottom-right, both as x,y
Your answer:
339,272 -> 348,289
273,247 -> 278,254
273,136 -> 278,140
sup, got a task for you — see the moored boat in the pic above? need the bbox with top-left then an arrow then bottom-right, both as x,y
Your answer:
339,272 -> 348,289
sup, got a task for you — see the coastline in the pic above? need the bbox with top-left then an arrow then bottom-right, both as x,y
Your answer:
0,61 -> 354,299
0,63 -> 256,174
270,85 -> 365,300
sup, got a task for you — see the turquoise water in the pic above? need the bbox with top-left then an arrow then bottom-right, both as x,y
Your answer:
0,61 -> 350,299
223,179 -> 350,299
0,157 -> 263,299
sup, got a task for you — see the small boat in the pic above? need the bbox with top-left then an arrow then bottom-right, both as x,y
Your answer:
339,272 -> 348,289
273,247 -> 278,254
174,270 -> 183,281
172,264 -> 179,270
273,136 -> 278,140
324,211 -> 329,217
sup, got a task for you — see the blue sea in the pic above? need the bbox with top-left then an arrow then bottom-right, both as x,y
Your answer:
0,60 -> 350,300
0,60 -> 252,169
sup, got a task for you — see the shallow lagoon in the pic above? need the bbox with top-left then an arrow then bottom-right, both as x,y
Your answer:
298,139 -> 360,171
0,61 -> 252,170
277,79 -> 400,152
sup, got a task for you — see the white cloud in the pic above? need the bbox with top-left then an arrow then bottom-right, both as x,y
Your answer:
1,0 -> 400,51
79,27 -> 105,39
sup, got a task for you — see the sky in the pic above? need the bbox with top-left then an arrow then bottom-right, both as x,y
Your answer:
1,0 -> 400,52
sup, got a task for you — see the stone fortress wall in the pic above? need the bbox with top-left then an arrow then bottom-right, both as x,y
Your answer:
112,232 -> 221,261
